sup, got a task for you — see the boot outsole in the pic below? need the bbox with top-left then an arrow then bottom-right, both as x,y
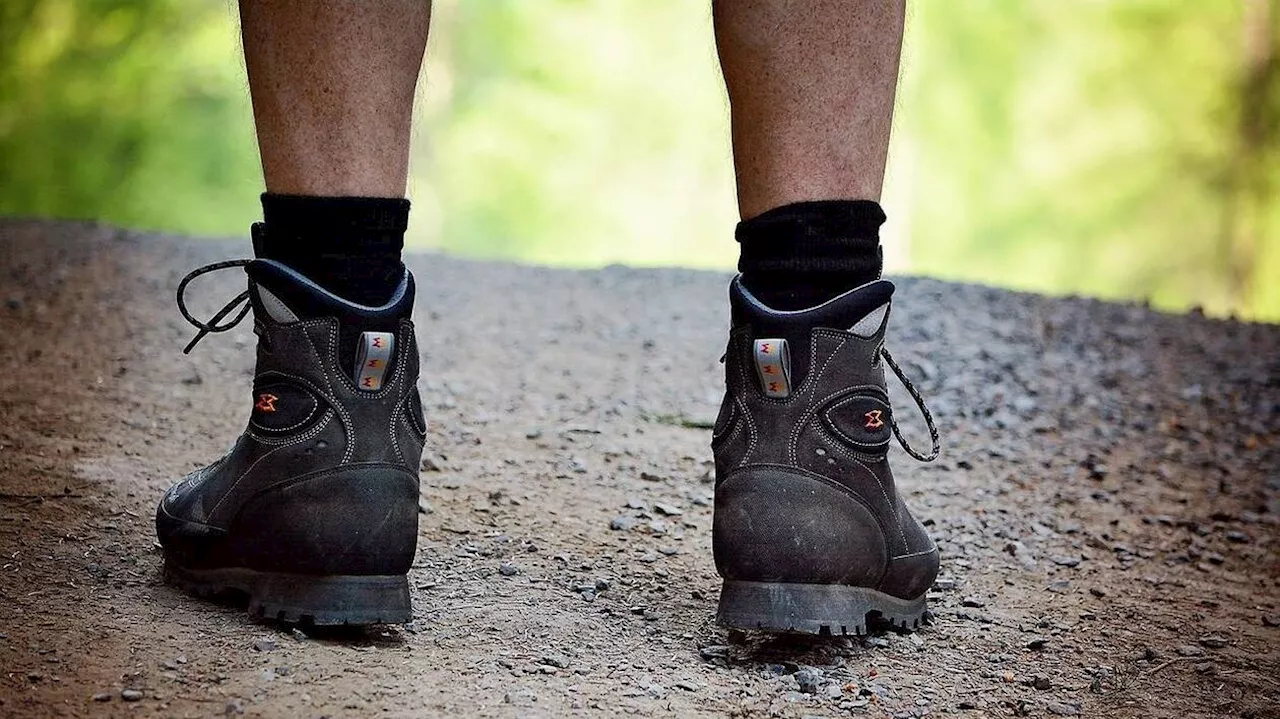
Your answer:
164,561 -> 412,626
716,580 -> 928,635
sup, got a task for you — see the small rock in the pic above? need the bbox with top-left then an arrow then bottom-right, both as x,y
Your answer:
625,497 -> 648,510
418,498 -> 434,515
1175,644 -> 1205,657
674,680 -> 699,692
699,645 -> 730,660
1047,579 -> 1072,593
594,578 -> 610,591
291,628 -> 308,641
657,546 -> 679,556
420,455 -> 443,472
120,689 -> 143,702
610,516 -> 637,531
525,428 -> 542,439
1050,555 -> 1082,568
225,698 -> 246,715
540,654 -> 570,669
1031,675 -> 1052,691
645,683 -> 666,699
1089,587 -> 1107,598
1026,638 -> 1050,651
961,596 -> 986,608
932,578 -> 957,591
1046,701 -> 1081,716
91,693 -> 111,702
793,667 -> 822,694
654,503 -> 683,516
252,639 -> 276,652
498,561 -> 519,576
1198,635 -> 1228,649
1262,614 -> 1280,627
1225,530 -> 1250,544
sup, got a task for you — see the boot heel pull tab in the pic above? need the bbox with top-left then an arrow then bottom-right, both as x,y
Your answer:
753,338 -> 791,398
354,331 -> 395,391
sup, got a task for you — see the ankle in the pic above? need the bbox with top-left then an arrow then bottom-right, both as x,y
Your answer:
735,200 -> 885,310
256,193 -> 410,306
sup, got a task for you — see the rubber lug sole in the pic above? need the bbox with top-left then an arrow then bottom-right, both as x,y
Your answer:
164,561 -> 411,626
717,580 -> 928,635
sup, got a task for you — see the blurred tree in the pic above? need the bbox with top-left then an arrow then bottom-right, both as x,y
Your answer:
0,0 -> 260,234
900,0 -> 1279,320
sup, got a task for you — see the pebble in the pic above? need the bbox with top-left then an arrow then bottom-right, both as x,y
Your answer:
1198,635 -> 1228,649
1175,644 -> 1205,657
626,497 -> 647,510
645,683 -> 667,699
674,680 -> 699,692
1046,701 -> 1081,716
793,667 -> 822,694
610,516 -> 637,531
1026,638 -> 1050,651
961,597 -> 986,608
252,639 -> 276,652
932,578 -> 957,591
540,654 -> 570,669
291,628 -> 309,642
699,645 -> 730,660
1050,555 -> 1082,568
1031,675 -> 1052,690
91,693 -> 111,702
654,503 -> 683,516
1263,614 -> 1280,627
1225,530 -> 1250,543
498,561 -> 519,576
120,689 -> 143,702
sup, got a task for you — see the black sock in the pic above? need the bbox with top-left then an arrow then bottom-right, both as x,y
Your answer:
256,193 -> 410,306
736,200 -> 885,311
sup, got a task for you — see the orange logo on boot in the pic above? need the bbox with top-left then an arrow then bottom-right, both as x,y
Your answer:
864,409 -> 884,429
255,393 -> 279,413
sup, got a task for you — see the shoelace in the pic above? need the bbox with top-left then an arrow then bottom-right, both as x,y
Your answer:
176,259 -> 254,354
879,347 -> 941,463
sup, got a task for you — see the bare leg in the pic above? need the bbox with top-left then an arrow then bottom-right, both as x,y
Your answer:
239,0 -> 432,198
714,0 -> 905,219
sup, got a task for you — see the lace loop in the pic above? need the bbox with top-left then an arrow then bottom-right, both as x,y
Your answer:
176,259 -> 254,354
880,347 -> 941,462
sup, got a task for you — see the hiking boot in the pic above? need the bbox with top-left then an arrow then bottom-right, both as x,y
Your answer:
711,277 -> 940,634
156,252 -> 425,625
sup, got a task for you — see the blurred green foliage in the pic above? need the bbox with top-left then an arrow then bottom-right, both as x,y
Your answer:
1,0 -> 1276,321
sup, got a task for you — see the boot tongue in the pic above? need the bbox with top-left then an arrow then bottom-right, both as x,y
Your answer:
729,277 -> 894,390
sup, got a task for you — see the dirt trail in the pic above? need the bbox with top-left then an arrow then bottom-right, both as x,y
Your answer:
0,219 -> 1277,718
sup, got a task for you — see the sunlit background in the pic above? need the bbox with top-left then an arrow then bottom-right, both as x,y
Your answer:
3,0 -> 1277,320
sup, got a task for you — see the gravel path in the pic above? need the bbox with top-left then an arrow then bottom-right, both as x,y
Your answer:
0,219 -> 1276,718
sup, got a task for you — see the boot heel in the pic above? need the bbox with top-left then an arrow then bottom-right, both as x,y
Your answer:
249,572 -> 411,626
165,563 -> 411,626
717,580 -> 928,635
